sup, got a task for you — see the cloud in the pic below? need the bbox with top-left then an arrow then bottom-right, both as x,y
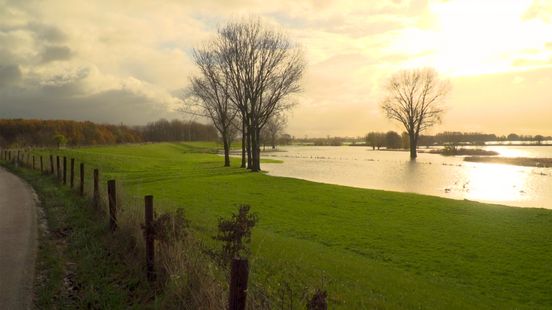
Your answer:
27,22 -> 67,43
0,64 -> 21,86
41,45 -> 72,63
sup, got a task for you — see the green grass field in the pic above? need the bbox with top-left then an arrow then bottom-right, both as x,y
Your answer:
37,142 -> 552,309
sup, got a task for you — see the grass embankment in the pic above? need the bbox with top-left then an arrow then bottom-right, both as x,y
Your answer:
31,142 -> 552,309
465,156 -> 552,168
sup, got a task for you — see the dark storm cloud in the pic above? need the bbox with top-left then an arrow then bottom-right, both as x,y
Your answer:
0,87 -> 179,125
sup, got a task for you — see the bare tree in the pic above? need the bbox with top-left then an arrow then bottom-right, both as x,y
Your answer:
188,47 -> 238,166
262,113 -> 287,149
214,18 -> 304,172
381,68 -> 450,159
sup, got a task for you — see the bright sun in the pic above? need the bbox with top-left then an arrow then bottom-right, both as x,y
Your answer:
391,0 -> 549,77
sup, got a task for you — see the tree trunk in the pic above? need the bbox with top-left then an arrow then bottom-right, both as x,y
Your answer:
409,133 -> 417,159
246,124 -> 252,169
250,125 -> 259,172
253,127 -> 262,172
223,136 -> 230,167
241,122 -> 246,168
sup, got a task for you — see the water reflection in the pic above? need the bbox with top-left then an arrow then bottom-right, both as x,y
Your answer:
464,163 -> 527,203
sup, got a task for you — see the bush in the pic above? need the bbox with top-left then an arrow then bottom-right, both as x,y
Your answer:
213,204 -> 258,266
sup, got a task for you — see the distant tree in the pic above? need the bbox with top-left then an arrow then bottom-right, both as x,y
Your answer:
263,113 -> 287,149
418,135 -> 435,148
381,68 -> 450,159
278,133 -> 292,145
385,131 -> 402,149
535,135 -> 544,145
507,133 -> 520,141
53,133 -> 67,148
365,132 -> 385,150
401,132 -> 410,149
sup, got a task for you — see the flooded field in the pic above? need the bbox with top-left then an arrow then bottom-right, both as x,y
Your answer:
263,145 -> 552,209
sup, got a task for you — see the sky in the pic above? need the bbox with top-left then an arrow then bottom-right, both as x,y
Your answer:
1,0 -> 551,137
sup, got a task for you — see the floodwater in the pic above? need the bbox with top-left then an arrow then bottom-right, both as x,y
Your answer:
262,146 -> 552,209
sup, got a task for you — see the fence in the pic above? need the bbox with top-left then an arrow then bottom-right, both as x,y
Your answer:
0,148 -> 328,309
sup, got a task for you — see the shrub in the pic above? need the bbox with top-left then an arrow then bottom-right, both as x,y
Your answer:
213,204 -> 258,266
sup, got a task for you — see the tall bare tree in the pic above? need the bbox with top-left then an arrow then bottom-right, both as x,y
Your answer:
214,18 -> 304,172
188,47 -> 238,166
381,68 -> 450,159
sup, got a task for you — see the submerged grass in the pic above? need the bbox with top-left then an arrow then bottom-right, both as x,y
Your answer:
22,142 -> 552,309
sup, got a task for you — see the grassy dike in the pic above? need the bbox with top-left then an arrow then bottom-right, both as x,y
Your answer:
21,142 -> 552,308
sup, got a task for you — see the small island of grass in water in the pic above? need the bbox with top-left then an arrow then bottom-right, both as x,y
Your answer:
428,145 -> 499,156
465,156 -> 552,168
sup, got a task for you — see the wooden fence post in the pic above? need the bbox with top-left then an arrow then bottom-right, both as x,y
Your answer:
93,169 -> 99,208
50,155 -> 54,174
8,150 -> 11,161
79,163 -> 85,196
145,195 -> 155,281
56,156 -> 60,180
107,180 -> 117,231
40,156 -> 43,173
70,159 -> 75,188
17,150 -> 20,163
306,290 -> 328,310
63,157 -> 67,185
32,155 -> 35,170
228,258 -> 249,310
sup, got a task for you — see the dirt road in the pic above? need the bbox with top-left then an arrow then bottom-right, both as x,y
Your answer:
0,167 -> 37,309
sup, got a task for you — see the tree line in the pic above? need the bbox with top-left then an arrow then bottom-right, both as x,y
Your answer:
138,118 -> 218,142
0,118 -> 218,148
364,130 -> 552,149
